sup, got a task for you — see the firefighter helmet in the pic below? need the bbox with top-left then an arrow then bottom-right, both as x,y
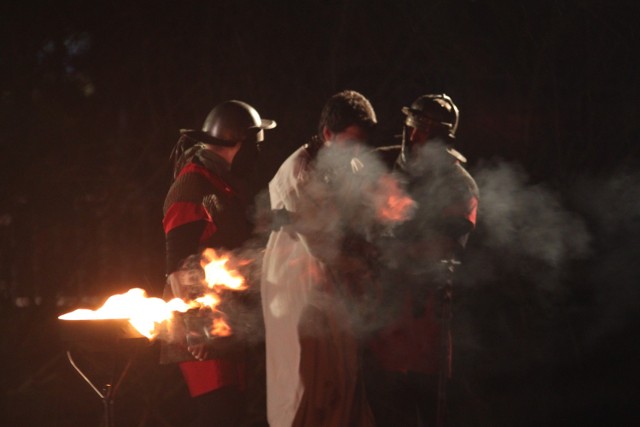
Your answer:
401,93 -> 459,140
180,100 -> 276,147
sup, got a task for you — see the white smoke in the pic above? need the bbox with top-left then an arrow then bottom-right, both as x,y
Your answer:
460,160 -> 591,291
568,169 -> 640,345
268,140 -> 416,334
303,140 -> 414,252
452,161 -> 640,386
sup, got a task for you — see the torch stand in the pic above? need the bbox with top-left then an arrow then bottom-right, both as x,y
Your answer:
59,319 -> 148,427
436,259 -> 459,427
66,343 -> 147,427
66,348 -> 137,427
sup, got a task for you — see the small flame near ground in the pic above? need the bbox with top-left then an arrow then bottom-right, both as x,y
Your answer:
58,248 -> 248,339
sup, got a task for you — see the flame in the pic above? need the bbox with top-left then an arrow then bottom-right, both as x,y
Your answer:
58,248 -> 250,341
201,248 -> 247,291
58,288 -> 190,339
375,174 -> 417,223
196,248 -> 247,338
194,293 -> 221,309
211,317 -> 232,337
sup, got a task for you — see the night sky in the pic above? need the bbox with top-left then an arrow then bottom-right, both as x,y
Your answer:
1,1 -> 639,425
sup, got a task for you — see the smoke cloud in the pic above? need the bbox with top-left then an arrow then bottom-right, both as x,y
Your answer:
247,140 -> 637,369
567,169 -> 640,345
449,158 -> 640,417
460,160 -> 592,291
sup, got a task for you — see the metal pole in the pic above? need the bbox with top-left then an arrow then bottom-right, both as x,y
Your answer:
103,383 -> 114,427
66,347 -> 137,427
436,259 -> 458,427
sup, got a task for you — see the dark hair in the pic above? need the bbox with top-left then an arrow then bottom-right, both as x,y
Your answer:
317,90 -> 377,140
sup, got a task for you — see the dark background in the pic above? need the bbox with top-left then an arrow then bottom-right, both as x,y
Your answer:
1,0 -> 639,425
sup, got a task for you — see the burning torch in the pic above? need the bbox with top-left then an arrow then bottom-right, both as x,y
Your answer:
56,248 -> 252,425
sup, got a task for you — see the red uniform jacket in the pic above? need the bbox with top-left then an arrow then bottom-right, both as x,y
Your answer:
163,152 -> 252,396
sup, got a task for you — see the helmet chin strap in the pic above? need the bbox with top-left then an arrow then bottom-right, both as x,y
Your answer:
399,125 -> 411,167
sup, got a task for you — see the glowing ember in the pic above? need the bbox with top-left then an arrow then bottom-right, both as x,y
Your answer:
201,248 -> 247,290
375,174 -> 417,223
211,317 -> 232,337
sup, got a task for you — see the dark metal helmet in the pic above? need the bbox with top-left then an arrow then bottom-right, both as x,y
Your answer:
397,94 -> 465,170
401,93 -> 459,140
180,100 -> 276,147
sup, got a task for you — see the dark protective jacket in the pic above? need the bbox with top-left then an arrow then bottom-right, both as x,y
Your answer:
369,143 -> 478,375
164,149 -> 252,274
162,148 -> 253,397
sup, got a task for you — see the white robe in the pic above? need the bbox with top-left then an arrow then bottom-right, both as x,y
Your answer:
261,146 -> 326,427
262,143 -> 380,427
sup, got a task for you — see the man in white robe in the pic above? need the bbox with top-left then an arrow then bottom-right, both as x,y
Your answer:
261,90 -> 379,427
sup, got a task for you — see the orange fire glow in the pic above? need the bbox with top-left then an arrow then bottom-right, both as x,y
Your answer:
58,288 -> 190,339
375,174 -> 417,223
201,248 -> 247,290
58,248 -> 249,340
211,317 -> 232,337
